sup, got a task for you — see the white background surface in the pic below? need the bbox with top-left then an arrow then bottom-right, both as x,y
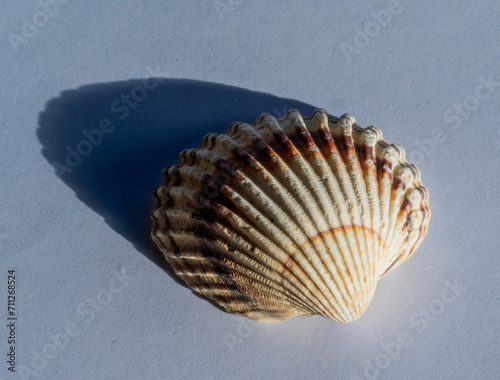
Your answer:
1,1 -> 499,379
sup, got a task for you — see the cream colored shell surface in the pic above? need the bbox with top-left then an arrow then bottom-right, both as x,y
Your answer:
151,110 -> 430,323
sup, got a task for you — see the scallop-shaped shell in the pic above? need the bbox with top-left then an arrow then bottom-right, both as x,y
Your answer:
151,110 -> 430,323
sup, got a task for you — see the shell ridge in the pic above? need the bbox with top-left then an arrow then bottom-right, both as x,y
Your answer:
232,117 -> 351,319
302,114 -> 372,316
263,113 -> 357,319
212,207 -> 333,316
275,113 -> 370,320
304,114 -> 368,313
218,182 -> 343,320
359,128 -> 383,298
167,232 -> 312,320
383,163 -> 413,269
162,210 -> 315,313
293,118 -> 374,317
332,116 -> 373,309
154,158 -> 333,318
387,188 -> 430,270
202,255 -> 314,315
339,120 -> 374,302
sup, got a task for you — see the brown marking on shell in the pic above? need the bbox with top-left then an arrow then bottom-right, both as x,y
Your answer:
314,225 -> 384,246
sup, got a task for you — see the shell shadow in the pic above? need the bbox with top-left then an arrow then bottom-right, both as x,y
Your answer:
37,78 -> 318,293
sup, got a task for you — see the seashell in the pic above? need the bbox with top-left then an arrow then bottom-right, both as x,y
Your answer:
151,109 -> 430,323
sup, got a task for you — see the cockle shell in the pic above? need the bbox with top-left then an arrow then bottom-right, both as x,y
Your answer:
151,109 -> 430,323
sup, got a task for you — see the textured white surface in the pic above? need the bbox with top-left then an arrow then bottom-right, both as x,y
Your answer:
1,1 -> 499,379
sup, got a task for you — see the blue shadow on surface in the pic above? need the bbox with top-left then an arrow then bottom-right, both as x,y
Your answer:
37,78 -> 318,282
